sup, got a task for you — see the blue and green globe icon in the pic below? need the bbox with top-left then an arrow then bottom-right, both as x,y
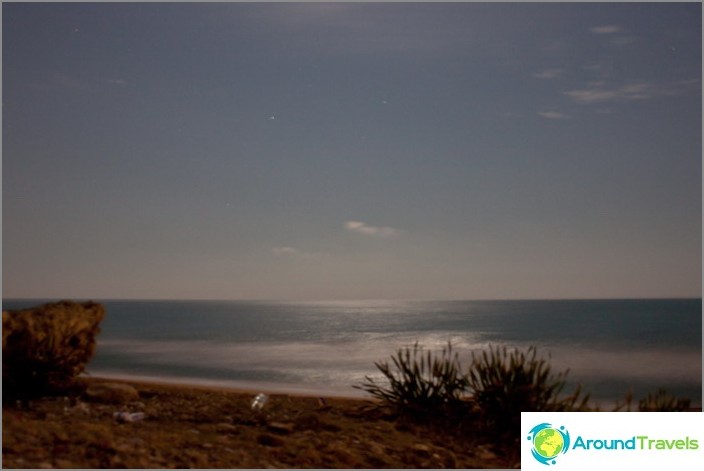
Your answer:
527,423 -> 570,465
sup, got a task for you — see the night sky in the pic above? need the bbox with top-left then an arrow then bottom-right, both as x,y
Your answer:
2,2 -> 701,300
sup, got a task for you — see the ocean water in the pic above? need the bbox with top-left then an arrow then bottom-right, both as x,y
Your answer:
3,298 -> 701,407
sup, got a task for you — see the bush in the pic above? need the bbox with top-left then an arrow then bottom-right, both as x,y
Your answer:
2,301 -> 105,399
638,388 -> 691,412
613,388 -> 693,412
466,345 -> 591,433
354,342 -> 469,417
355,342 -> 593,436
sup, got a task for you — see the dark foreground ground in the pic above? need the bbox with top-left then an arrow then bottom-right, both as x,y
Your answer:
2,378 -> 518,469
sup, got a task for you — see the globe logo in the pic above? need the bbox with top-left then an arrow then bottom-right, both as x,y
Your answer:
527,423 -> 570,465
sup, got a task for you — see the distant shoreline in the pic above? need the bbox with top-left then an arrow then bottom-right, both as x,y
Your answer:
83,371 -> 370,400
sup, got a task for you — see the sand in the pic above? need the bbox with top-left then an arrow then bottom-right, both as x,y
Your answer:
2,377 -> 518,469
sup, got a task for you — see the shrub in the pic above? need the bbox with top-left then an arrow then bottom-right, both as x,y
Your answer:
466,345 -> 591,434
638,388 -> 691,412
2,301 -> 105,399
354,342 -> 469,417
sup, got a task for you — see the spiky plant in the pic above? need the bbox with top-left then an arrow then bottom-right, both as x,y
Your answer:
354,342 -> 469,417
638,388 -> 691,412
467,345 -> 591,434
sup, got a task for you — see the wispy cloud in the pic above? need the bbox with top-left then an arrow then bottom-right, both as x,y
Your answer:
564,89 -> 623,104
563,79 -> 698,105
272,246 -> 301,256
532,68 -> 564,80
590,25 -> 621,34
537,111 -> 570,120
589,25 -> 636,46
564,82 -> 655,104
106,78 -> 127,85
271,246 -> 329,259
345,221 -> 401,238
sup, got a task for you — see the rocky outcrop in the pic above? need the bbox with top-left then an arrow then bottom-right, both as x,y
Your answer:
2,300 -> 105,397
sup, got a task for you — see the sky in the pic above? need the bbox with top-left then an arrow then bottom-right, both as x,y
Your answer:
2,2 -> 702,301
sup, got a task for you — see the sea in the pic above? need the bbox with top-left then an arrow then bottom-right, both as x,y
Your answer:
3,298 -> 702,408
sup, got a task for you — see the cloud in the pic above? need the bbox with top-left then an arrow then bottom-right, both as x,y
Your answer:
564,82 -> 656,104
272,246 -> 301,256
532,68 -> 564,80
106,78 -> 127,85
271,246 -> 331,260
590,25 -> 621,34
537,111 -> 570,120
345,221 -> 401,238
563,88 -> 620,104
564,79 -> 699,106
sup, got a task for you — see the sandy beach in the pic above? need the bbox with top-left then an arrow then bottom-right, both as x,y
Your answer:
2,377 -> 517,469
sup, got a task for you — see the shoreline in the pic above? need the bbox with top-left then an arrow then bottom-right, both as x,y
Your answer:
84,371 -> 703,410
83,371 -> 370,400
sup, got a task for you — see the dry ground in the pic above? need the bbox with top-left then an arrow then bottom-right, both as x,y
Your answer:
2,378 -> 519,469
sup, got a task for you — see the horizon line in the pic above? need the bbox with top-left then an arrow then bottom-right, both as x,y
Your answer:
3,295 -> 702,304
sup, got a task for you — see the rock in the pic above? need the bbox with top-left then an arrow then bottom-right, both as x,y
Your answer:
294,413 -> 319,430
2,301 -> 105,397
267,421 -> 295,434
318,420 -> 342,432
216,423 -> 239,434
442,449 -> 458,468
413,443 -> 432,456
85,382 -> 140,404
257,433 -> 285,447
475,445 -> 499,460
66,401 -> 91,415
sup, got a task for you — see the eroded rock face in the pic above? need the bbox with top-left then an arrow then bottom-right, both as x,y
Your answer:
2,300 -> 105,397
